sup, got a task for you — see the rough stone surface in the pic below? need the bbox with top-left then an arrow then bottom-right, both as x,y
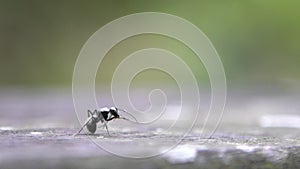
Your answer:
1,88 -> 300,168
0,128 -> 299,169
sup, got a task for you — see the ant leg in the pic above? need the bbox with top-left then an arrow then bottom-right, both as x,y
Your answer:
98,119 -> 110,136
73,117 -> 92,136
88,109 -> 97,117
104,123 -> 110,136
88,110 -> 92,117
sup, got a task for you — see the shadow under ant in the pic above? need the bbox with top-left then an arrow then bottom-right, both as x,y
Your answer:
71,131 -> 125,138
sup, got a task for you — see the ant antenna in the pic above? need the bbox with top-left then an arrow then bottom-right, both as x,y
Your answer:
117,108 -> 139,123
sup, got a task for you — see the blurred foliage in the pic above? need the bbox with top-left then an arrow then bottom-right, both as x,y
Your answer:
0,0 -> 299,86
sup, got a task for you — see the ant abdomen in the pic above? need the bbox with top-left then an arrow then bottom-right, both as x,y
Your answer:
86,121 -> 97,134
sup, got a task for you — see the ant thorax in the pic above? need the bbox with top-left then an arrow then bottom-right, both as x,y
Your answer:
99,107 -> 110,121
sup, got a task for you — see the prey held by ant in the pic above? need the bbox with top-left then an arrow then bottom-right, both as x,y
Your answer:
74,107 -> 138,136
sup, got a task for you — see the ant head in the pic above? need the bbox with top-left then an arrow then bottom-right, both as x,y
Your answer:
109,107 -> 120,118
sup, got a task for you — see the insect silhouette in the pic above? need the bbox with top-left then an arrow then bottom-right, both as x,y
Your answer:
74,107 -> 138,136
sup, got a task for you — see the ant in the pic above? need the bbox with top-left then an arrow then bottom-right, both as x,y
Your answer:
74,107 -> 137,136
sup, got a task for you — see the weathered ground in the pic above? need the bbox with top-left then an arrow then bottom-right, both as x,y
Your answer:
0,128 -> 299,169
0,88 -> 299,168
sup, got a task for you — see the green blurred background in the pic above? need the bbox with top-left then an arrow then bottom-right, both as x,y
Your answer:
0,0 -> 299,88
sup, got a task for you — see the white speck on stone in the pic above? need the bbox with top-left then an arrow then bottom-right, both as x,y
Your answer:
236,145 -> 257,152
163,145 -> 199,164
30,131 -> 43,135
120,127 -> 131,132
259,114 -> 300,128
0,126 -> 14,131
152,128 -> 164,134
155,128 -> 163,132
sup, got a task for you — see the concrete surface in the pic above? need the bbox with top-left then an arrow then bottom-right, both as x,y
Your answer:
0,88 -> 299,169
0,127 -> 299,169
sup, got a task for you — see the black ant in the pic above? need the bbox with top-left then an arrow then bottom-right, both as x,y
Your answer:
74,107 -> 137,136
